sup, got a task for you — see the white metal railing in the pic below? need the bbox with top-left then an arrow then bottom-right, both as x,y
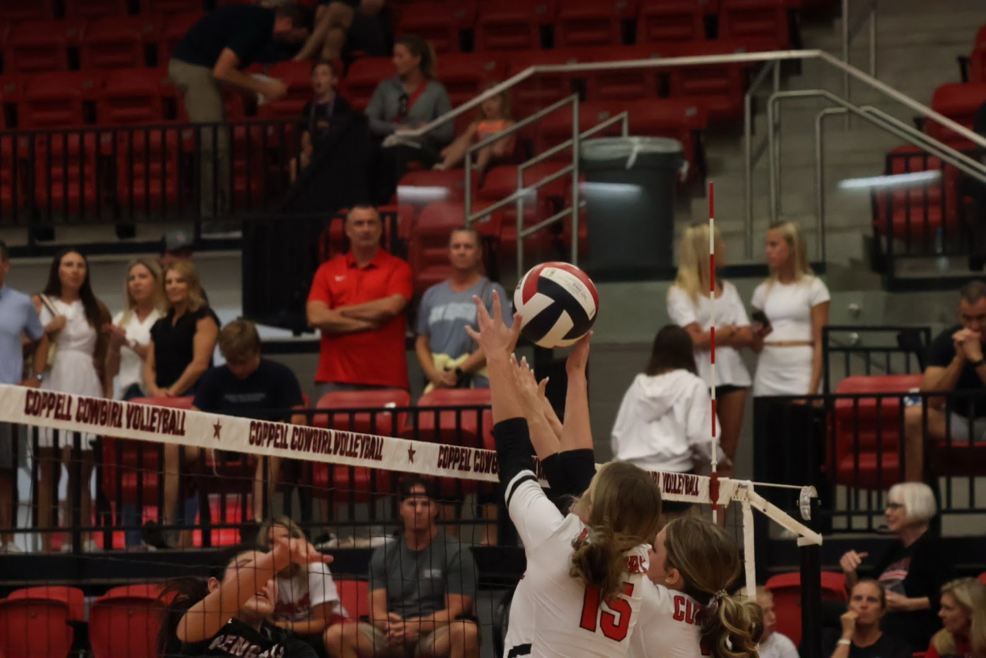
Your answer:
399,48 -> 986,266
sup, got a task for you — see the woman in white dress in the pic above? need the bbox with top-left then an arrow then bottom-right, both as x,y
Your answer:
751,220 -> 830,397
667,222 -> 753,474
33,249 -> 111,552
104,257 -> 164,549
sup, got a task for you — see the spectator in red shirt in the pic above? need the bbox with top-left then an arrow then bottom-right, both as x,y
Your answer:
306,204 -> 412,398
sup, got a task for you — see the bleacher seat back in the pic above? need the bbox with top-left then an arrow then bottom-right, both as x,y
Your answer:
926,82 -> 986,144
336,580 -> 370,619
0,0 -> 54,23
96,68 -> 170,125
64,0 -> 129,19
89,584 -> 169,658
0,586 -> 84,658
315,389 -> 411,436
474,0 -> 555,51
435,53 -> 505,107
341,57 -> 392,112
554,0 -> 627,48
637,0 -> 706,43
4,19 -> 84,73
20,70 -> 99,128
765,572 -> 846,647
395,1 -> 464,53
81,15 -> 161,69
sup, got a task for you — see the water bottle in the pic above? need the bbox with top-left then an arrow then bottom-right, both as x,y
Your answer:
904,387 -> 921,407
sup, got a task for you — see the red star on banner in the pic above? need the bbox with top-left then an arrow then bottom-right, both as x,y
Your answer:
213,420 -> 222,440
407,445 -> 416,463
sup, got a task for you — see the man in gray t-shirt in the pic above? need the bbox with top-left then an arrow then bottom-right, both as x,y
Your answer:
415,228 -> 512,391
364,477 -> 479,658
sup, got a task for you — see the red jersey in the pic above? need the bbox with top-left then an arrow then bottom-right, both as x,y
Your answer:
308,249 -> 412,388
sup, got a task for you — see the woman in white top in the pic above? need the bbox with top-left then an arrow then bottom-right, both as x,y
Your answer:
32,249 -> 111,553
105,258 -> 165,401
630,517 -> 762,658
667,222 -> 753,473
751,220 -> 831,397
612,326 -> 723,492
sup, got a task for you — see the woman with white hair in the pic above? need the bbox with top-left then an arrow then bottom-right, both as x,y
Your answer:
839,482 -> 953,651
750,220 -> 830,397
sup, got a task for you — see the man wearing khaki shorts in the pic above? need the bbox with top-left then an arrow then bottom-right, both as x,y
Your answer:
323,476 -> 479,658
167,3 -> 312,217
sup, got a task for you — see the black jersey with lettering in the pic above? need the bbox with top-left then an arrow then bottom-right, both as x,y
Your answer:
179,618 -> 317,658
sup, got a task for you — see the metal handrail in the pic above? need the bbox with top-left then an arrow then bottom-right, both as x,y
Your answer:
841,0 -> 878,127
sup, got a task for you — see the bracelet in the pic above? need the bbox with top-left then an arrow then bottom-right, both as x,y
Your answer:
837,639 -> 852,646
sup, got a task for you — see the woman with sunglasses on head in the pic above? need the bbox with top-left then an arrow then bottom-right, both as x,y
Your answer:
32,248 -> 112,553
839,483 -> 952,652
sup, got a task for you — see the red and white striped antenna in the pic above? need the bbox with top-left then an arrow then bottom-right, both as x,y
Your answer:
709,181 -> 720,523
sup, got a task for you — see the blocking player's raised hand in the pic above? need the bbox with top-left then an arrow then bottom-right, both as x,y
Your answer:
566,332 -> 592,377
465,289 -> 521,360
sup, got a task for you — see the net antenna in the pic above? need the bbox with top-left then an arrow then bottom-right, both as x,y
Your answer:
709,180 -> 719,522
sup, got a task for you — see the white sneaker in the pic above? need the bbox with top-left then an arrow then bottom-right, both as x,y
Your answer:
60,539 -> 101,553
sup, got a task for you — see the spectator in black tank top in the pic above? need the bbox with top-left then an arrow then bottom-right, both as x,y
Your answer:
824,580 -> 912,658
159,541 -> 331,658
143,260 -> 219,549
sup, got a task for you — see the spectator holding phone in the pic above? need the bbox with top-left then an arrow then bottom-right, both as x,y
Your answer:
750,220 -> 830,398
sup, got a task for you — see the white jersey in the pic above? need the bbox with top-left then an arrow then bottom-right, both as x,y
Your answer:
504,470 -> 651,658
629,580 -> 706,658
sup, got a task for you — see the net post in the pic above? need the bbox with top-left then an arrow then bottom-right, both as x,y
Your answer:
799,495 -> 823,658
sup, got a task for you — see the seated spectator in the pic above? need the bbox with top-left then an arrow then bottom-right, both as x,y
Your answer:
366,35 -> 453,203
824,580 -> 912,658
293,0 -> 384,62
291,60 -> 357,183
415,228 -> 511,391
356,476 -> 479,658
742,586 -> 799,658
143,261 -> 219,549
927,578 -> 986,658
193,319 -> 305,523
433,83 -> 515,178
904,280 -> 986,482
159,541 -> 328,658
839,482 -> 952,651
259,517 -> 352,658
610,325 -> 723,518
306,204 -> 413,398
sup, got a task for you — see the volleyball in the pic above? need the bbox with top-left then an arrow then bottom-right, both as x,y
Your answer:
513,262 -> 598,348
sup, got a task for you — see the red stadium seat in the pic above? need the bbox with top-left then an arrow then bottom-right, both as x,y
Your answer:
480,163 -> 568,255
18,70 -> 99,129
505,48 -> 588,114
978,572 -> 986,586
435,52 -> 505,107
341,56 -> 392,112
158,11 -> 203,64
474,0 -> 555,52
0,586 -> 85,658
3,19 -> 84,73
309,390 -> 409,503
968,44 -> 986,84
64,0 -> 129,20
89,584 -> 171,658
395,1 -> 472,53
80,15 -> 161,70
765,572 -> 846,647
555,0 -> 631,48
871,145 -> 959,246
925,82 -> 986,145
336,580 -> 370,619
637,0 -> 707,43
582,44 -> 668,102
831,374 -> 922,490
718,0 -> 790,47
0,0 -> 54,23
96,68 -> 171,124
141,0 -> 203,12
666,38 -> 767,124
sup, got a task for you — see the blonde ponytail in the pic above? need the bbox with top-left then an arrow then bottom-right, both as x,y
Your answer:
701,594 -> 763,658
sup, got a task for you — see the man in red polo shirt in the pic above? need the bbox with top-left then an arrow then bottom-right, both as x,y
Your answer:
307,204 -> 413,397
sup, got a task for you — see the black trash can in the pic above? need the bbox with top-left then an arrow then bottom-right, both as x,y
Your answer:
579,136 -> 683,281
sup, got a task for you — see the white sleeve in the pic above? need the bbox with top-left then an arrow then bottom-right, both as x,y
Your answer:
666,286 -> 698,327
686,378 -> 723,466
307,563 -> 339,609
112,310 -> 124,326
808,277 -> 831,307
504,470 -> 567,552
728,283 -> 751,327
751,282 -> 767,311
777,633 -> 801,658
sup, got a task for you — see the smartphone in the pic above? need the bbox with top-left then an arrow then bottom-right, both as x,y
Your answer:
751,310 -> 772,330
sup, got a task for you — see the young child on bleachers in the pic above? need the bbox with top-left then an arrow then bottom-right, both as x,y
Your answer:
433,82 -> 516,178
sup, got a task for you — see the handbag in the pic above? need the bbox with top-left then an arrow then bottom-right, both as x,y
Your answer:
38,294 -> 60,370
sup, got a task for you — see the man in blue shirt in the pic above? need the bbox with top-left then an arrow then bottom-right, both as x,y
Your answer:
168,3 -> 313,217
0,240 -> 46,552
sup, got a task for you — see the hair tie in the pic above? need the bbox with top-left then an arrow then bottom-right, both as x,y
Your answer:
714,589 -> 728,601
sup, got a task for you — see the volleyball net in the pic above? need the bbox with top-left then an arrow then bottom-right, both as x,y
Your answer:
0,382 -> 824,657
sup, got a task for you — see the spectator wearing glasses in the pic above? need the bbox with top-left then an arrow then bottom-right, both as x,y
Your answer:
838,483 -> 952,651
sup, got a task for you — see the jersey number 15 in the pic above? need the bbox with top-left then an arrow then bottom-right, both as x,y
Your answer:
579,583 -> 634,642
